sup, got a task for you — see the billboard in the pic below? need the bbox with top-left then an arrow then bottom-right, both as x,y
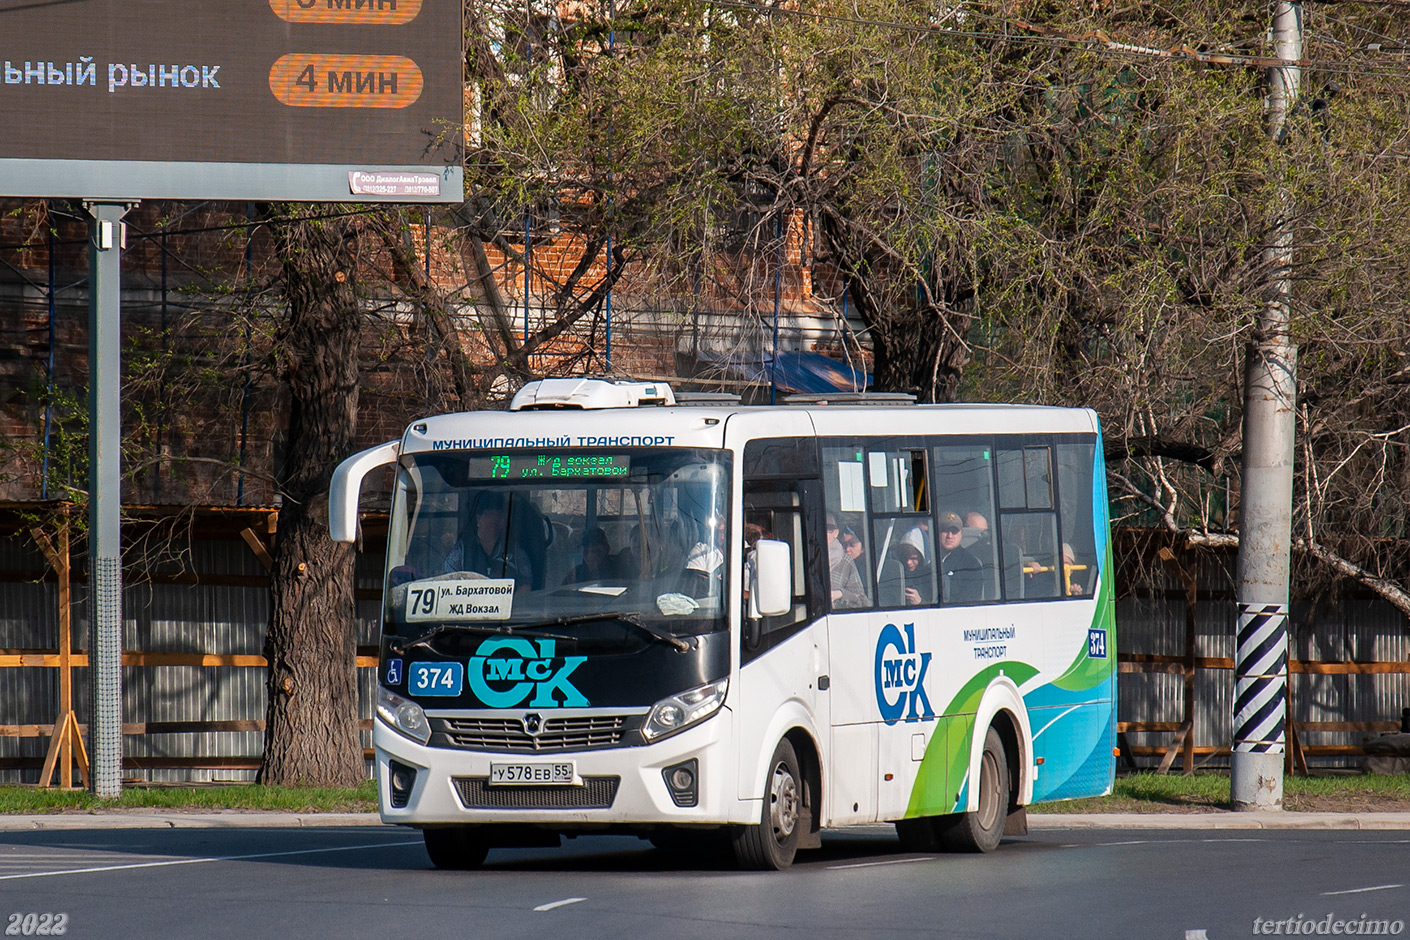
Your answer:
0,0 -> 464,202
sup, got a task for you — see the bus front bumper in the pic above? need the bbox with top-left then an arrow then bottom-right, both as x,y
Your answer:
372,708 -> 753,828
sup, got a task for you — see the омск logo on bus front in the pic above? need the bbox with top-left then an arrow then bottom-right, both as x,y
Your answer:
874,623 -> 934,724
467,637 -> 589,708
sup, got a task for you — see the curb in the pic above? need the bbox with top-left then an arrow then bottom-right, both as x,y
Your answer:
0,812 -> 386,832
1028,812 -> 1410,831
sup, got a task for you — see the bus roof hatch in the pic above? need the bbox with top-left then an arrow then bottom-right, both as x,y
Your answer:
509,378 -> 677,410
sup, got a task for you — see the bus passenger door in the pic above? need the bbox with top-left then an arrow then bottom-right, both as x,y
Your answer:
734,472 -> 830,829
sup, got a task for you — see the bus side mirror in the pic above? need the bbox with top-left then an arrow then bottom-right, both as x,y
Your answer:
752,539 -> 792,618
329,440 -> 400,543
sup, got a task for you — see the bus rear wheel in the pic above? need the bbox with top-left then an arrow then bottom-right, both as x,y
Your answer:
732,739 -> 802,870
937,726 -> 1009,853
423,826 -> 490,870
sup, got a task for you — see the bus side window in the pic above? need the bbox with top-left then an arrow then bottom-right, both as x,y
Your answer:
933,444 -> 999,603
821,444 -> 873,611
865,447 -> 933,609
997,444 -> 1061,601
1055,440 -> 1099,595
743,486 -> 814,641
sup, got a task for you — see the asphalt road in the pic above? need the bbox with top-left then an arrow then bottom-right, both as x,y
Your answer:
0,825 -> 1406,940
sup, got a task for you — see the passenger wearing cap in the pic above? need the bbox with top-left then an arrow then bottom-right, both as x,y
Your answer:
936,510 -> 984,603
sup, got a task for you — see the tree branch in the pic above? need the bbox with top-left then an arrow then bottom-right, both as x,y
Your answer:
1105,436 -> 1221,474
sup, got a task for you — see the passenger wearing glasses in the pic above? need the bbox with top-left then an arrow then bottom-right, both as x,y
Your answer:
936,511 -> 984,603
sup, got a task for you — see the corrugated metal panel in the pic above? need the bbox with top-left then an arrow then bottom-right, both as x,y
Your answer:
0,532 -> 377,784
1117,545 -> 1409,771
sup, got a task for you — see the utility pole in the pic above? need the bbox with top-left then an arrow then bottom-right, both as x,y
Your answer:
85,201 -> 132,799
1231,1 -> 1301,810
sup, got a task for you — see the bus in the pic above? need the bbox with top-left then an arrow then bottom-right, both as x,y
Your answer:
329,377 -> 1116,870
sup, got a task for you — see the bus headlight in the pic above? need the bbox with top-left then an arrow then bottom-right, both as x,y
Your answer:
642,679 -> 728,742
376,686 -> 431,744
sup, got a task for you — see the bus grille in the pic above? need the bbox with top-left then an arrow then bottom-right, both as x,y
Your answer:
452,776 -> 620,809
432,715 -> 632,753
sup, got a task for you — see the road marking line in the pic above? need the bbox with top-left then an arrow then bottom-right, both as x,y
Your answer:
534,898 -> 587,912
0,839 -> 422,882
0,854 -> 180,860
1186,930 -> 1209,939
1323,884 -> 1403,896
827,857 -> 935,870
1340,839 -> 1410,844
1091,840 -> 1151,846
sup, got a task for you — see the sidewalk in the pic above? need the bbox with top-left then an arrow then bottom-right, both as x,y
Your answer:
0,811 -> 385,831
2,811 -> 1409,832
1029,812 -> 1410,831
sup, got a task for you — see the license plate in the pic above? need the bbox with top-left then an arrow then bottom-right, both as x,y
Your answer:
488,761 -> 577,786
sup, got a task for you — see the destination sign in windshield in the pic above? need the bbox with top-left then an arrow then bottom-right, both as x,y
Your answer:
472,453 -> 632,480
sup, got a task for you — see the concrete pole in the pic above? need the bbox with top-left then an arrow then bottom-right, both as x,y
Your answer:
85,201 -> 131,799
1231,2 -> 1300,810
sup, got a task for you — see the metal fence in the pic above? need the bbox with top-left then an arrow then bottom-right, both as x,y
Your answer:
2,520 -> 1406,783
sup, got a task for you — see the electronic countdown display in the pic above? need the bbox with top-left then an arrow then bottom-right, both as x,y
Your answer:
0,0 -> 463,201
474,454 -> 633,480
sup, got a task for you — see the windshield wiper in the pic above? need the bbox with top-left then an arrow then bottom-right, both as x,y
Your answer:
389,622 -> 520,656
389,612 -> 691,656
506,612 -> 693,652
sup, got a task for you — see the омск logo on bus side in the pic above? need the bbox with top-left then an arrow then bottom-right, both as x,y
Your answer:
467,637 -> 589,708
874,623 -> 934,724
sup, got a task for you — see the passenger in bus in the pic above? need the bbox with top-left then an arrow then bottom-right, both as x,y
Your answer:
897,542 -> 934,606
841,530 -> 865,564
564,527 -> 626,584
962,511 -> 990,548
902,517 -> 931,561
679,515 -> 727,599
936,511 -> 984,603
463,494 -> 535,589
615,524 -> 645,576
963,511 -> 997,600
826,513 -> 870,609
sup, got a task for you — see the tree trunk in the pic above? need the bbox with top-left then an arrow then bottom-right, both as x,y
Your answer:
870,307 -> 969,403
259,213 -> 365,787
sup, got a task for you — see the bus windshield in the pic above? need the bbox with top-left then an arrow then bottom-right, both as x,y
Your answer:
383,448 -> 732,640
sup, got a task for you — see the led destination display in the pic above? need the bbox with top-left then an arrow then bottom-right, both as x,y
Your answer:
476,454 -> 633,480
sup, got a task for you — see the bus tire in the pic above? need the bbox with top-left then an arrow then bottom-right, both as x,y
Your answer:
732,739 -> 802,870
938,726 -> 1009,853
423,826 -> 490,870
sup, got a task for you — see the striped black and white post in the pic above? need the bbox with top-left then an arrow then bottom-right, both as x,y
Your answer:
1232,0 -> 1301,811
1233,603 -> 1288,756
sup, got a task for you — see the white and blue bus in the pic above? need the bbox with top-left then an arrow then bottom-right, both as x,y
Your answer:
330,378 -> 1116,870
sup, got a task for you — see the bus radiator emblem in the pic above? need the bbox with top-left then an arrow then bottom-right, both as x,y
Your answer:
874,622 -> 934,725
466,637 -> 589,708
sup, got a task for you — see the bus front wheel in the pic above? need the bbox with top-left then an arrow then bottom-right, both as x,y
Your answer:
423,826 -> 490,870
937,726 -> 1009,853
732,739 -> 802,870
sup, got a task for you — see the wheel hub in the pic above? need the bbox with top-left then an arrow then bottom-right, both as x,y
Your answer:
770,762 -> 799,839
